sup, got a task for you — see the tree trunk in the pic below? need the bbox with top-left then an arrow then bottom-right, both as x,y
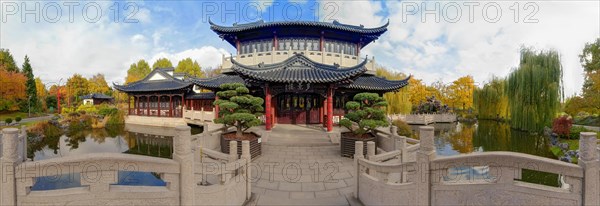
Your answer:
236,125 -> 243,138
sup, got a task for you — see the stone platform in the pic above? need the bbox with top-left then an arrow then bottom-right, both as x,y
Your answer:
249,125 -> 358,205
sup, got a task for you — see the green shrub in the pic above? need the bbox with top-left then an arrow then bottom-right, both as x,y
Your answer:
569,126 -> 589,140
213,83 -> 264,138
98,105 -> 118,116
5,118 -> 13,124
392,120 -> 413,137
106,110 -> 125,125
76,104 -> 97,115
339,92 -> 388,136
15,116 -> 22,122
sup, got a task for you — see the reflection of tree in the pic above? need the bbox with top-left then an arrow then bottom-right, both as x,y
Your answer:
446,123 -> 474,153
473,120 -> 553,158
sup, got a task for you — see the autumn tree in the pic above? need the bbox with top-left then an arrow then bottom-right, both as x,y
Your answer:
448,75 -> 475,110
66,74 -> 89,104
408,78 -> 428,106
22,56 -> 38,112
474,76 -> 509,120
577,38 -> 600,114
204,66 -> 223,77
0,68 -> 26,111
175,58 -> 204,77
0,49 -> 19,72
35,78 -> 48,111
88,73 -> 111,94
152,58 -> 173,69
126,59 -> 151,84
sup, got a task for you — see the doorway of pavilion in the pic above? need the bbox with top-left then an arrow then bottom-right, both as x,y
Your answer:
276,93 -> 322,124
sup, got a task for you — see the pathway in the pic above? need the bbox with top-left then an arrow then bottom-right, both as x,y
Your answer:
250,125 -> 358,205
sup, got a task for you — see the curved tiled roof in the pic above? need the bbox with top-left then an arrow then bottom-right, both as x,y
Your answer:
210,19 -> 389,34
230,54 -> 367,83
113,68 -> 192,92
189,74 -> 245,89
343,75 -> 411,92
185,92 -> 216,100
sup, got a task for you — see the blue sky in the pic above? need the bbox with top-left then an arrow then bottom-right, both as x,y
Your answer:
1,0 -> 599,95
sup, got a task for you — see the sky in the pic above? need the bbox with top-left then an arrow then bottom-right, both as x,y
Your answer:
1,0 -> 599,96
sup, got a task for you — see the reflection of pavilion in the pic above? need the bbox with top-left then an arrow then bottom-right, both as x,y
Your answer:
124,131 -> 173,159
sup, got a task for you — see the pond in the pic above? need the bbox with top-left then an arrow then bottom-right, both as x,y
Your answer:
27,124 -> 203,190
410,120 -> 558,186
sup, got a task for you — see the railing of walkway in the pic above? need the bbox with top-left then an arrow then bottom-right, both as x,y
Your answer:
0,126 -> 251,206
355,126 -> 598,206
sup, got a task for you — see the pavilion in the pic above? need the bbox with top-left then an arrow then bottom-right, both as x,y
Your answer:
114,20 -> 410,131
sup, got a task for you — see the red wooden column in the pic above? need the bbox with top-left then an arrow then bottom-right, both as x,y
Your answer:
265,85 -> 272,130
136,96 -> 140,115
146,95 -> 150,116
327,87 -> 334,132
169,95 -> 173,117
182,94 -> 185,117
127,95 -> 131,115
320,31 -> 324,51
158,96 -> 161,117
273,31 -> 278,51
215,96 -> 220,119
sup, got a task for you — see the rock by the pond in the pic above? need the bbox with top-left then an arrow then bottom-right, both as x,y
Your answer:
559,143 -> 569,150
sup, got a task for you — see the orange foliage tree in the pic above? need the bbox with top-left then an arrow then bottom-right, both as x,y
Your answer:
0,68 -> 27,111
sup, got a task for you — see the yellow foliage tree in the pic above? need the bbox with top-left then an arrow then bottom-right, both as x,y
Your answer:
88,73 -> 111,94
408,78 -> 428,106
35,77 -> 47,111
448,75 -> 475,110
0,68 -> 27,111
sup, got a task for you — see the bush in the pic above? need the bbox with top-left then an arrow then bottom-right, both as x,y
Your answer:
15,116 -> 22,122
552,116 -> 573,138
98,104 -> 118,116
569,126 -> 589,140
392,120 -> 413,137
339,92 -> 388,136
106,110 -> 125,125
76,104 -> 97,115
5,118 -> 13,124
213,83 -> 264,138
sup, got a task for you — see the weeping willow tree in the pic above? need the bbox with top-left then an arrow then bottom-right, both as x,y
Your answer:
474,76 -> 510,120
507,48 -> 563,132
375,66 -> 412,114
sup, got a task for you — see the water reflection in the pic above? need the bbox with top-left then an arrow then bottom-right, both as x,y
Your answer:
410,121 -> 558,186
28,124 -> 202,190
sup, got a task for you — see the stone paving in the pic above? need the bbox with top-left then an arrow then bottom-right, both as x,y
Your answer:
250,125 -> 357,205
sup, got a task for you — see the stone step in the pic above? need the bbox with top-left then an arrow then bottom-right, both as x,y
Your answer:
255,193 -> 350,206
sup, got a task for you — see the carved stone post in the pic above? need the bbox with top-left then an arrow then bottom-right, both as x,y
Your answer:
1,128 -> 19,206
241,140 -> 251,200
229,141 -> 238,162
354,141 -> 364,199
366,141 -> 376,159
579,132 -> 599,206
416,126 -> 435,205
174,126 -> 194,205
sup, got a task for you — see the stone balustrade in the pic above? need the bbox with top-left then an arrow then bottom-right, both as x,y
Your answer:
183,108 -> 215,123
0,126 -> 251,206
388,113 -> 457,125
354,127 -> 599,206
220,49 -> 375,73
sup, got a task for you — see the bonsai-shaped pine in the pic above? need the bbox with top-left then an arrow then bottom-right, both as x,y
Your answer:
214,83 -> 264,138
339,92 -> 389,137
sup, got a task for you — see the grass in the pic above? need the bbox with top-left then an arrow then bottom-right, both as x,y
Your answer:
0,111 -> 46,121
0,119 -> 46,130
559,139 -> 579,150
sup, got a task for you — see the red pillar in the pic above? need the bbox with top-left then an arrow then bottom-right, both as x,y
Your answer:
158,96 -> 161,117
265,85 -> 272,130
127,95 -> 131,115
327,87 -> 333,132
320,31 -> 324,51
215,96 -> 219,119
273,32 -> 278,51
57,88 -> 61,113
146,95 -> 150,116
136,96 -> 140,115
169,95 -> 173,117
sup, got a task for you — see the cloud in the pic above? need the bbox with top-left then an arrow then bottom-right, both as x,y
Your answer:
149,46 -> 229,70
